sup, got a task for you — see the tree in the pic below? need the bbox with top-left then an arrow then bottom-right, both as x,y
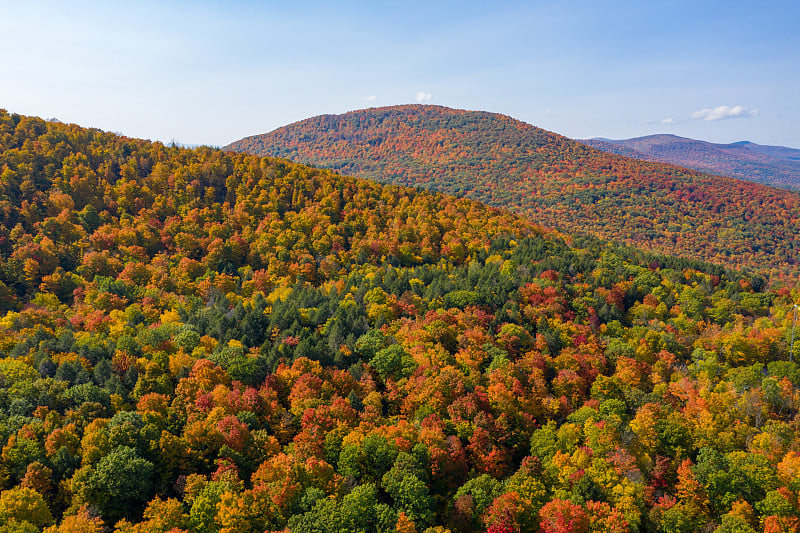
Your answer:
538,499 -> 588,533
80,446 -> 155,522
713,514 -> 757,533
450,474 -> 502,531
0,486 -> 54,529
287,483 -> 381,533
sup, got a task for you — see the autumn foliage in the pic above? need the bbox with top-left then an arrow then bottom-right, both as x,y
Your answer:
0,109 -> 799,532
227,104 -> 800,278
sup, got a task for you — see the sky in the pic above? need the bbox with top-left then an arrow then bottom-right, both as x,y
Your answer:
1,0 -> 799,148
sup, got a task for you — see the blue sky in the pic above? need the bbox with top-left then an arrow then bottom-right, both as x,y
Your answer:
2,0 -> 798,148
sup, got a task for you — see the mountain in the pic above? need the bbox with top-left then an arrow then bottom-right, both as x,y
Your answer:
225,105 -> 800,276
1,108 -> 797,532
579,134 -> 800,189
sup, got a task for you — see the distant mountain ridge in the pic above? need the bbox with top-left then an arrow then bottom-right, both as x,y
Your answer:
225,105 -> 800,276
579,134 -> 800,189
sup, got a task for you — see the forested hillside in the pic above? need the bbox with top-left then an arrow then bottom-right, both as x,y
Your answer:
579,135 -> 800,190
226,105 -> 800,278
1,109 -> 800,533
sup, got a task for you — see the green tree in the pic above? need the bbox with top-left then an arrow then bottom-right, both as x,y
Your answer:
81,446 -> 155,521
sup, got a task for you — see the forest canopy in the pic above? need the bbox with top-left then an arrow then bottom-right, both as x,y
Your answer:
226,105 -> 800,280
0,109 -> 799,533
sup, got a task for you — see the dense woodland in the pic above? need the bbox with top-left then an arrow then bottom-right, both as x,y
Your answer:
226,105 -> 800,279
1,109 -> 800,533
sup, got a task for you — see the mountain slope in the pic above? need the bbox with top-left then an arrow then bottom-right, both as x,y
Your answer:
2,108 -> 798,532
226,105 -> 800,276
580,134 -> 800,189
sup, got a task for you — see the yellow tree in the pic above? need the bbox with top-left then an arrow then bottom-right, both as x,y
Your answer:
0,486 -> 54,529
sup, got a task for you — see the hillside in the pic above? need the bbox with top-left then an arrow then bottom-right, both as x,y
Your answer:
580,134 -> 800,189
2,109 -> 800,532
226,105 -> 800,277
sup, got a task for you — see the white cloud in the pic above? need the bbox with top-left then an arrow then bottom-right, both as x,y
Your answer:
690,105 -> 758,121
363,95 -> 376,102
416,91 -> 432,104
661,118 -> 677,125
